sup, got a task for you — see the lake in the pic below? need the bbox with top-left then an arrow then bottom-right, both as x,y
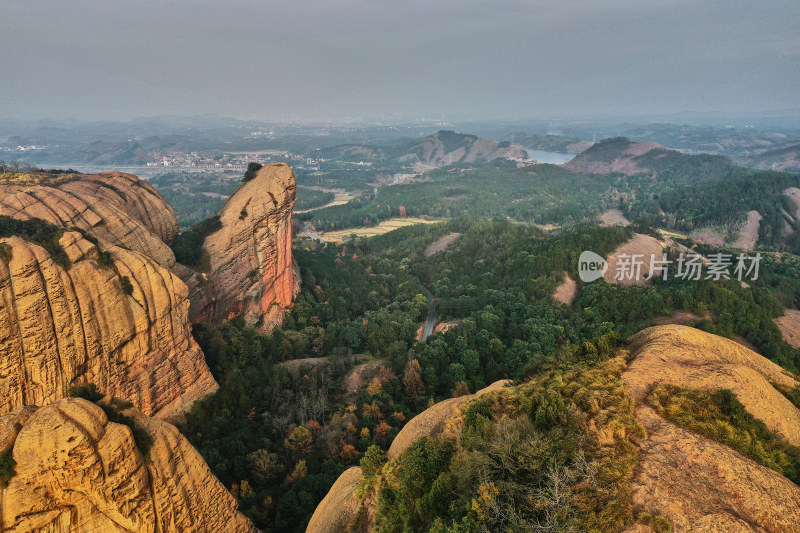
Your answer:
524,149 -> 577,165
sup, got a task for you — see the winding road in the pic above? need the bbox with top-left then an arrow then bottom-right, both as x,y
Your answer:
422,290 -> 436,340
303,222 -> 326,242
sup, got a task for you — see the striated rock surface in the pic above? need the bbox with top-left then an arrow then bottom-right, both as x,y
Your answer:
0,397 -> 256,532
188,163 -> 298,331
0,231 -> 217,419
0,171 -> 179,267
624,325 -> 800,532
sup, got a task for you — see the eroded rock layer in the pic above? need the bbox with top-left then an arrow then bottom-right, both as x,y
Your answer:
624,326 -> 800,532
0,171 -> 179,267
0,232 -> 217,419
189,163 -> 298,331
0,397 -> 256,532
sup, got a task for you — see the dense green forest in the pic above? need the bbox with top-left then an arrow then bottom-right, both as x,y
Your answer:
182,217 -> 800,531
297,161 -> 611,230
299,140 -> 800,255
296,187 -> 335,210
149,172 -> 240,227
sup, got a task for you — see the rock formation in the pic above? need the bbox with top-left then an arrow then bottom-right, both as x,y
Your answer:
310,325 -> 800,533
623,325 -> 800,532
0,231 -> 217,419
0,171 -> 179,267
188,163 -> 298,331
306,380 -> 511,532
0,397 -> 256,532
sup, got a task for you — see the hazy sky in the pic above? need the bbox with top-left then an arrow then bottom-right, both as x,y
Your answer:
1,0 -> 798,121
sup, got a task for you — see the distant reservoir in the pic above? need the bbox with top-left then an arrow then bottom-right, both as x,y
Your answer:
524,149 -> 577,165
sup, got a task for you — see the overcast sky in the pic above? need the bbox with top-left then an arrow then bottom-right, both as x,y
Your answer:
1,0 -> 798,121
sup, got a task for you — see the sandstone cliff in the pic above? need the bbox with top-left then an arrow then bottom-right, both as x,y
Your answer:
188,163 -> 298,331
623,325 -> 800,532
0,397 -> 256,532
0,171 -> 179,267
0,231 -> 217,419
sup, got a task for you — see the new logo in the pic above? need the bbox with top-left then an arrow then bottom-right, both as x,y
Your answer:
578,251 -> 608,282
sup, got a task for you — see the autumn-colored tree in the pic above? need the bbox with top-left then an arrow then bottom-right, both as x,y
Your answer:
374,421 -> 392,445
239,480 -> 256,500
284,426 -> 313,459
453,381 -> 471,397
367,377 -> 383,396
378,366 -> 395,383
306,420 -> 321,434
246,449 -> 284,485
403,359 -> 426,404
362,401 -> 382,420
339,443 -> 358,463
286,460 -> 308,486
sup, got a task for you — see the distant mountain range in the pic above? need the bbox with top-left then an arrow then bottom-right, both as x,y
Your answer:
310,130 -> 527,169
735,142 -> 800,174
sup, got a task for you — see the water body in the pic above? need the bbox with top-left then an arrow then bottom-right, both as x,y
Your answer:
524,149 -> 577,165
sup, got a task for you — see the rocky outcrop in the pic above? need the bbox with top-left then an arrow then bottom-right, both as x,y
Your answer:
306,380 -> 511,532
188,163 -> 298,331
624,325 -> 800,532
387,379 -> 510,460
305,466 -> 364,533
310,326 -> 800,533
0,231 -> 217,419
0,397 -> 256,532
0,171 -> 179,267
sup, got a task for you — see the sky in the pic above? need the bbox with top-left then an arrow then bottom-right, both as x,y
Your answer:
1,0 -> 798,122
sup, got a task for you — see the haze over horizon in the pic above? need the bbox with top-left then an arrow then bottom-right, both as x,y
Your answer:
1,0 -> 798,122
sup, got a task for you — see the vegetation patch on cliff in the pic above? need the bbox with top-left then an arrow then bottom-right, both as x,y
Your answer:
0,215 -> 69,267
648,384 -> 800,483
69,384 -> 154,461
0,447 -> 16,488
0,241 -> 12,262
171,214 -> 222,269
358,337 -> 652,533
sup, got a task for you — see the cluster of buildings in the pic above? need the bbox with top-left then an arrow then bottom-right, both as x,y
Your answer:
145,151 -> 303,171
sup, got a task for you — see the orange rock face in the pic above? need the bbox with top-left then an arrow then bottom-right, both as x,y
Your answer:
0,172 -> 179,267
0,232 -> 217,420
0,398 -> 256,532
624,326 -> 800,532
188,163 -> 298,331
